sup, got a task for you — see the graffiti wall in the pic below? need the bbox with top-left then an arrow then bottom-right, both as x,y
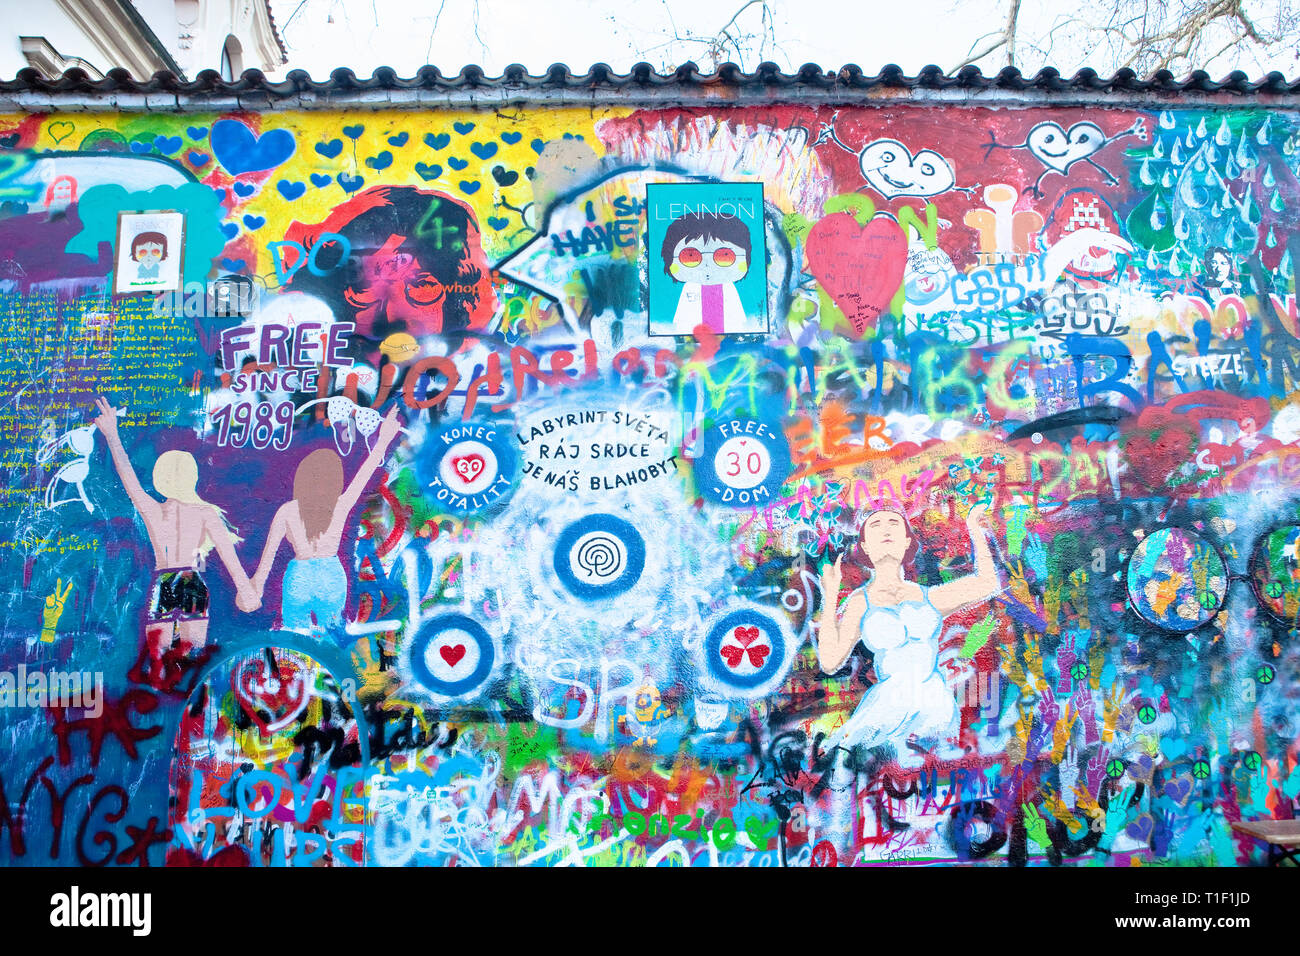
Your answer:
1,95 -> 1298,867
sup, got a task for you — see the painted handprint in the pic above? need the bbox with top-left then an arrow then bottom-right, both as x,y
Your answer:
40,578 -> 73,643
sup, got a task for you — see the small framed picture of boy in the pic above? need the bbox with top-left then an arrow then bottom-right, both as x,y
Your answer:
113,210 -> 185,296
646,182 -> 767,337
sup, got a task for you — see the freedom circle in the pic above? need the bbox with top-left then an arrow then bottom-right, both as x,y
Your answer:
704,608 -> 785,691
553,514 -> 645,600
408,613 -> 494,697
438,439 -> 498,495
696,418 -> 789,507
712,435 -> 772,490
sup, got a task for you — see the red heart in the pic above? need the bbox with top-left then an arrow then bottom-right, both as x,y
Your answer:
733,625 -> 760,647
719,646 -> 743,668
806,213 -> 907,337
439,644 -> 467,667
452,454 -> 485,484
1133,433 -> 1195,490
233,652 -> 310,736
746,645 -> 770,667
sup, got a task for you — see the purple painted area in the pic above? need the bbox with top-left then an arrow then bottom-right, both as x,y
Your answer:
0,204 -> 111,289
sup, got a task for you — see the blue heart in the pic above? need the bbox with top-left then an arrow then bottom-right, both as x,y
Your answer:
562,133 -> 584,140
487,216 -> 509,231
277,180 -> 306,200
310,173 -> 332,187
364,150 -> 393,170
153,135 -> 182,154
424,133 -> 450,150
187,151 -> 210,167
387,132 -> 409,147
221,222 -> 239,239
315,139 -> 343,158
337,172 -> 364,193
458,180 -> 480,195
530,138 -> 545,154
470,141 -> 498,160
342,124 -> 365,139
453,121 -> 476,135
448,156 -> 468,170
187,126 -> 209,141
414,162 -> 442,181
242,214 -> 265,230
232,181 -> 256,197
220,257 -> 246,272
210,119 -> 296,174
501,131 -> 522,144
211,187 -> 228,203
1161,737 -> 1189,761
129,140 -> 151,153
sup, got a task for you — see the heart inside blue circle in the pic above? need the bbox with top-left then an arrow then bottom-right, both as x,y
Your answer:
704,609 -> 783,689
409,613 -> 494,697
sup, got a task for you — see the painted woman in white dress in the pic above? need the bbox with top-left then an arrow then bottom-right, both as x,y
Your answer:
816,502 -> 1000,762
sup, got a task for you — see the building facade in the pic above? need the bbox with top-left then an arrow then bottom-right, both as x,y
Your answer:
3,0 -> 285,81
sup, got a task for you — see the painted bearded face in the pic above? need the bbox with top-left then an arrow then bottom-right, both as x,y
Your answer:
345,240 -> 453,331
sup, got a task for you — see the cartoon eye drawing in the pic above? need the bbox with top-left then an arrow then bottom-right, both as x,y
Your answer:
881,151 -> 896,162
921,163 -> 935,176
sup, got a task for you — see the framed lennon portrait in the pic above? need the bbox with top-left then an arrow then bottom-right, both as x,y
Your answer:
646,182 -> 767,338
113,210 -> 186,296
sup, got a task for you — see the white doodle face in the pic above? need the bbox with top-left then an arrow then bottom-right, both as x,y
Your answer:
1026,122 -> 1106,173
858,140 -> 955,198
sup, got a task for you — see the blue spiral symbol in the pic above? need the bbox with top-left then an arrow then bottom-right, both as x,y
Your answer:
553,514 -> 645,600
575,534 -> 623,579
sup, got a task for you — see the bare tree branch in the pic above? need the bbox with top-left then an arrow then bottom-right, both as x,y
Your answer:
950,0 -> 1300,78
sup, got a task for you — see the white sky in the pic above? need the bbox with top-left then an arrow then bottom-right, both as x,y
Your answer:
266,0 -> 1300,81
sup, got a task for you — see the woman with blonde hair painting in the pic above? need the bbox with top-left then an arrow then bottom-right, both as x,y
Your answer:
92,397 -> 260,664
817,501 -> 1001,764
251,406 -> 402,636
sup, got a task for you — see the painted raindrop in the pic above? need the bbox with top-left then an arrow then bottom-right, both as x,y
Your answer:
1215,117 -> 1232,146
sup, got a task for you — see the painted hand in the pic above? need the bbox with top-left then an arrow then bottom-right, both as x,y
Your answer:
820,554 -> 843,607
235,586 -> 261,613
1042,576 -> 1063,635
1022,532 -> 1049,582
1059,744 -> 1080,805
1051,703 -> 1079,764
40,578 -> 73,642
1055,631 -> 1080,692
1103,785 -> 1136,843
1007,560 -> 1033,607
1084,747 -> 1108,797
377,405 -> 403,447
91,396 -> 123,441
1023,803 -> 1052,851
959,612 -> 998,659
